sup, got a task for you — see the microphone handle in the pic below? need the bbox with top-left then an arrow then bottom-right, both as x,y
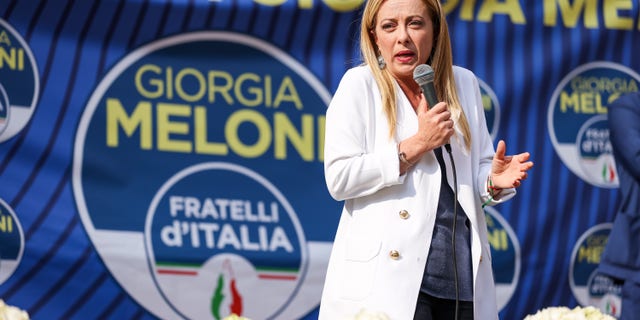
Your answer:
420,82 -> 452,152
421,82 -> 438,108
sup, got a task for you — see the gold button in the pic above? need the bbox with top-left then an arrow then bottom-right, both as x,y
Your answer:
480,255 -> 483,262
389,250 -> 400,260
399,209 -> 410,219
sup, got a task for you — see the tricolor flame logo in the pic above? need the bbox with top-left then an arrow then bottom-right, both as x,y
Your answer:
211,259 -> 244,320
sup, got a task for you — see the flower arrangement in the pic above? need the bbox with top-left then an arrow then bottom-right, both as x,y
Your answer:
523,306 -> 616,320
0,300 -> 29,320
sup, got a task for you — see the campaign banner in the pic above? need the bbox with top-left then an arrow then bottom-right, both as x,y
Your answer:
0,1 -> 638,319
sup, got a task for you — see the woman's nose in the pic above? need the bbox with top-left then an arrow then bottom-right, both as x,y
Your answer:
397,27 -> 410,44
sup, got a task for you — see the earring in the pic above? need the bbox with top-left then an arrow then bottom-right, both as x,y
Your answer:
377,55 -> 386,69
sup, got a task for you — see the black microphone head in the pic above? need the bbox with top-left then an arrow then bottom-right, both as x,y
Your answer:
413,64 -> 434,86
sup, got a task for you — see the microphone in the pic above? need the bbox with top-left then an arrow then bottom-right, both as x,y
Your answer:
413,64 -> 451,153
413,64 -> 438,108
414,64 -> 459,319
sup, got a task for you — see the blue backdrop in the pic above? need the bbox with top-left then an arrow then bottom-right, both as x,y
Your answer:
0,0 -> 639,319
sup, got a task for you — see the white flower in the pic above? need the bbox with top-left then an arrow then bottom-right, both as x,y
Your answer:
523,306 -> 616,320
0,300 -> 30,320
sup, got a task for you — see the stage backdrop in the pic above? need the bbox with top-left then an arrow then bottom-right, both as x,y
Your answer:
1,0 -> 639,319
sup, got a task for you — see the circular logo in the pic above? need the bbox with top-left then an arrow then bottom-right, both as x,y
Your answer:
576,115 -> 617,185
0,19 -> 40,143
548,62 -> 640,188
0,198 -> 25,285
569,223 -> 613,307
586,273 -> 622,317
0,83 -> 10,135
478,78 -> 501,140
485,207 -> 520,310
145,162 -> 307,319
73,31 -> 330,319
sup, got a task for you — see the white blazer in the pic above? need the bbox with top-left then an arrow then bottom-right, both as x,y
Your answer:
319,65 -> 515,320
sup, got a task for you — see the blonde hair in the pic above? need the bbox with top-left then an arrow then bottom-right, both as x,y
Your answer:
359,0 -> 472,150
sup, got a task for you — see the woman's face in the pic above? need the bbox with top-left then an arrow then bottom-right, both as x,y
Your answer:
373,0 -> 434,82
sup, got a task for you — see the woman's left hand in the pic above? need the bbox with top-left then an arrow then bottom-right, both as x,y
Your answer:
491,140 -> 534,189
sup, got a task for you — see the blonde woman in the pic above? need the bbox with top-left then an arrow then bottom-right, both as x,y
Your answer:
319,0 -> 533,319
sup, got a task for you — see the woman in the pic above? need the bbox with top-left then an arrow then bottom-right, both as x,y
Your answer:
319,0 -> 533,319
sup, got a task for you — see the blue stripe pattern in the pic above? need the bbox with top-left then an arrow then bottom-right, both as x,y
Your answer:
0,1 -> 638,319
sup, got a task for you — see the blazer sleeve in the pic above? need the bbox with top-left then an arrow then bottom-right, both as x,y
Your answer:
323,67 -> 404,201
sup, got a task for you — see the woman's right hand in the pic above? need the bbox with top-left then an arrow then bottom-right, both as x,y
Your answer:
414,97 -> 455,152
398,98 -> 454,168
